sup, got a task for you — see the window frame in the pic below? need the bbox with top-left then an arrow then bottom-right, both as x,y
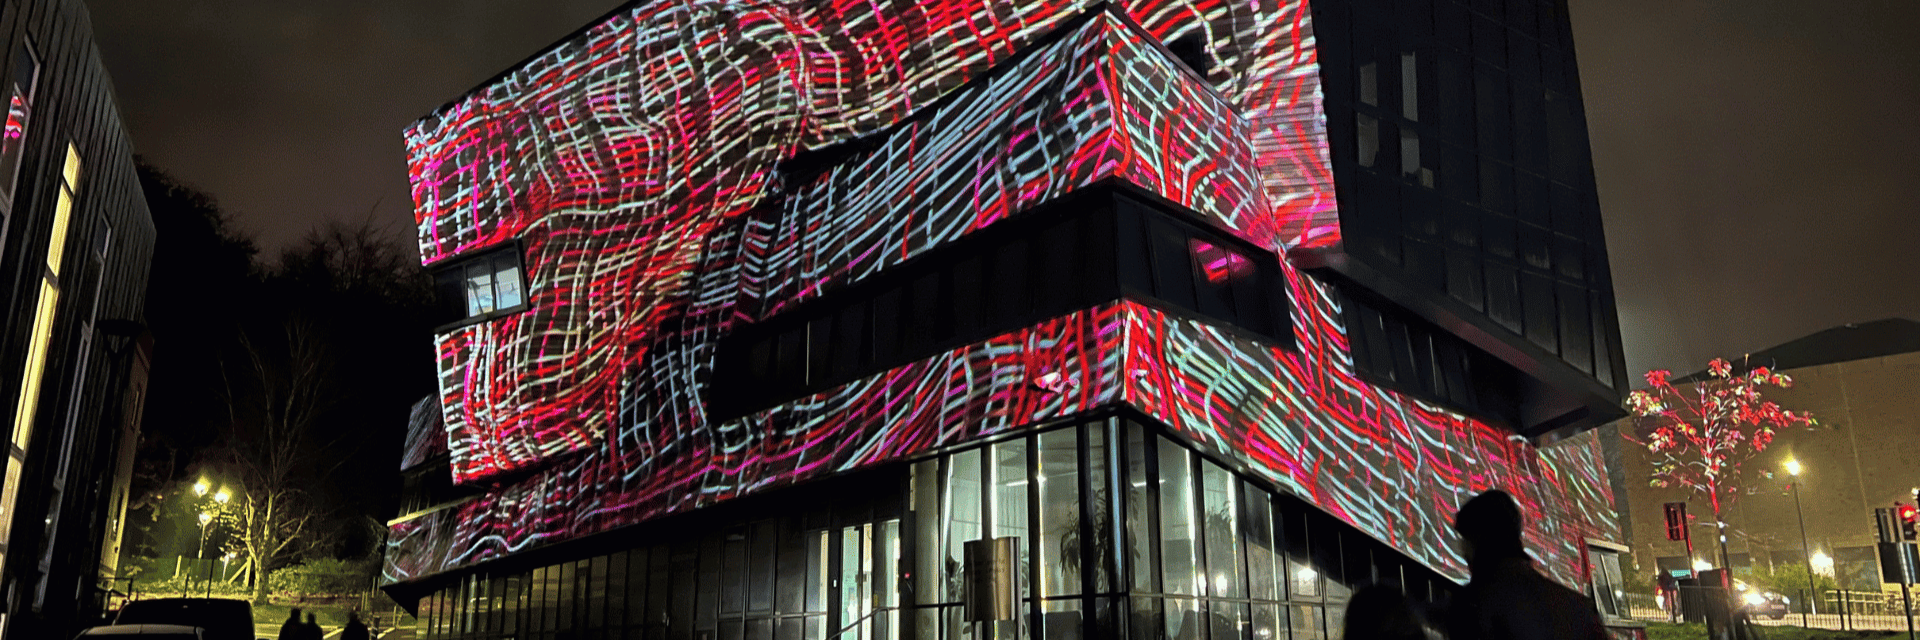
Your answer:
431,240 -> 531,332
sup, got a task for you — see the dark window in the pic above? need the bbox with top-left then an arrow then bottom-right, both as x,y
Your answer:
0,42 -> 39,206
432,245 -> 528,327
710,185 -> 1291,419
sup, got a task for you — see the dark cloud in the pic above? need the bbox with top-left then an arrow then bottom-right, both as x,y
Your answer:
88,0 -> 1920,382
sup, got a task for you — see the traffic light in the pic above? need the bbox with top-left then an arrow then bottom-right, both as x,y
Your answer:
1899,502 -> 1919,541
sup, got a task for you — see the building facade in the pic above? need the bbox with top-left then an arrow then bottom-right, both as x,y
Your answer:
388,1 -> 1628,638
1612,319 -> 1920,596
0,0 -> 156,637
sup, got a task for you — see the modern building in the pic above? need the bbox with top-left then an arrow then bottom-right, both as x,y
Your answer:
1611,319 -> 1920,596
0,0 -> 157,637
386,1 -> 1630,638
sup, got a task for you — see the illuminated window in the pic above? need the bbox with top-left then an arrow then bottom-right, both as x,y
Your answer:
2,142 -> 80,575
433,245 -> 527,326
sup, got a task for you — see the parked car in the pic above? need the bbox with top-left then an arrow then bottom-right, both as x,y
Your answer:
1740,591 -> 1790,620
74,624 -> 205,639
112,598 -> 257,640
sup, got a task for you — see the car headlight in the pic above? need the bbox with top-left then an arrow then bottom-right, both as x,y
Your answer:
1744,593 -> 1766,606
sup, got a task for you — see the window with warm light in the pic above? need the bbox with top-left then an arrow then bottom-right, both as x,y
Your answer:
1,141 -> 81,575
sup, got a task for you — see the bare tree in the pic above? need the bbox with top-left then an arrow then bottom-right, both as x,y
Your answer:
214,315 -> 339,604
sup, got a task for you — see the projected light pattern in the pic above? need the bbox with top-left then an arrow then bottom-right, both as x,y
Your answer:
411,0 -> 1331,483
387,305 -> 1125,580
388,3 -> 1617,590
1119,284 -> 1617,586
738,14 -> 1263,322
399,396 -> 448,471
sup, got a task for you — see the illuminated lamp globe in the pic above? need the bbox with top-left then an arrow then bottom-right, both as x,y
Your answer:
197,512 -> 213,527
1784,459 -> 1803,477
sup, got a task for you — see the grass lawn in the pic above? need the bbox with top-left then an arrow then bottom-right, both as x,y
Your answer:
1644,621 -> 1906,640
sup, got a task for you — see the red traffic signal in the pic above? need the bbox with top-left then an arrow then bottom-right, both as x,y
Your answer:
1899,502 -> 1919,541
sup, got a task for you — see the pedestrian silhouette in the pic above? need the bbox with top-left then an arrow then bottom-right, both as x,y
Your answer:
341,610 -> 371,640
303,612 -> 324,640
1445,490 -> 1607,640
1341,584 -> 1426,640
277,608 -> 303,640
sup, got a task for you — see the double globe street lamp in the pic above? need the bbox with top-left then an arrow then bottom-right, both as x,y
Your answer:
191,480 -> 231,596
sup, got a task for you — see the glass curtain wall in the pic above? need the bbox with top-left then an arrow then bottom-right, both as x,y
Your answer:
413,417 -> 1460,640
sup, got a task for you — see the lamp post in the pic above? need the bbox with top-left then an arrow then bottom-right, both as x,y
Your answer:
202,489 -> 228,597
1786,458 -> 1817,622
194,511 -> 212,595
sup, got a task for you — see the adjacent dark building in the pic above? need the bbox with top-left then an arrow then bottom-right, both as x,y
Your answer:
386,1 -> 1630,639
0,0 -> 154,636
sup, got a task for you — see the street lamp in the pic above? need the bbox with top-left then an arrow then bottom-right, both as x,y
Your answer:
193,480 -> 209,497
1786,458 -> 1817,620
195,512 -> 213,596
214,489 -> 229,504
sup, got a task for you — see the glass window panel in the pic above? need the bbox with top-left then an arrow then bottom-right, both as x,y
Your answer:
1401,53 -> 1419,121
991,440 -> 1029,600
842,525 -> 867,631
906,271 -> 942,353
777,520 -> 806,614
1040,599 -> 1081,640
493,254 -> 524,309
1126,423 -> 1156,593
1148,220 -> 1196,310
780,617 -> 807,640
1210,600 -> 1248,640
1290,604 -> 1325,640
1253,604 -> 1283,640
1187,239 -> 1240,321
722,620 -> 745,640
558,561 -> 577,632
913,459 -> 946,605
988,236 -> 1032,325
806,530 -> 830,614
951,253 -> 986,339
46,186 -> 73,274
0,45 -> 38,202
912,608 -> 938,640
1242,483 -> 1280,601
1358,61 -> 1377,106
614,552 -> 637,632
1037,428 -> 1080,597
1034,215 -> 1085,312
504,574 -> 523,636
1088,423 -> 1115,593
590,556 -> 610,629
748,619 -> 774,640
671,543 -> 699,640
945,449 -> 983,603
1129,597 -> 1162,640
1201,461 -> 1243,599
528,567 -> 547,634
1165,598 -> 1201,640
1357,114 -> 1379,168
806,315 -> 834,387
1400,129 -> 1422,180
723,528 -> 748,613
466,262 -> 495,315
1116,201 -> 1154,296
831,299 -> 872,380
871,287 -> 903,365
750,521 -> 777,612
649,546 -> 673,631
699,538 -> 723,635
1158,441 -> 1199,596
880,519 -> 903,639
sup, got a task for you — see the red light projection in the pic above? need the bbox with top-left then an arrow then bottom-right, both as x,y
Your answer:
387,3 -> 1615,592
408,0 -> 1332,484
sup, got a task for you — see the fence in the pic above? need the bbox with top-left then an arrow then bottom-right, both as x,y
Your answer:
1623,586 -> 1917,633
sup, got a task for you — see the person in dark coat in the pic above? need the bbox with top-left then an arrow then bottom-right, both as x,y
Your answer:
341,610 -> 371,640
1445,490 -> 1608,640
1341,584 -> 1427,640
277,608 -> 304,640
303,612 -> 324,640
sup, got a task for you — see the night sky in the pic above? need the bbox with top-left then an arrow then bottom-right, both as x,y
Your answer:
87,0 -> 1920,380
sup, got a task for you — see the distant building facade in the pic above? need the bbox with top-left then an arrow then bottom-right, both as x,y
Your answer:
0,0 -> 155,637
1611,319 -> 1920,595
388,1 -> 1632,639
